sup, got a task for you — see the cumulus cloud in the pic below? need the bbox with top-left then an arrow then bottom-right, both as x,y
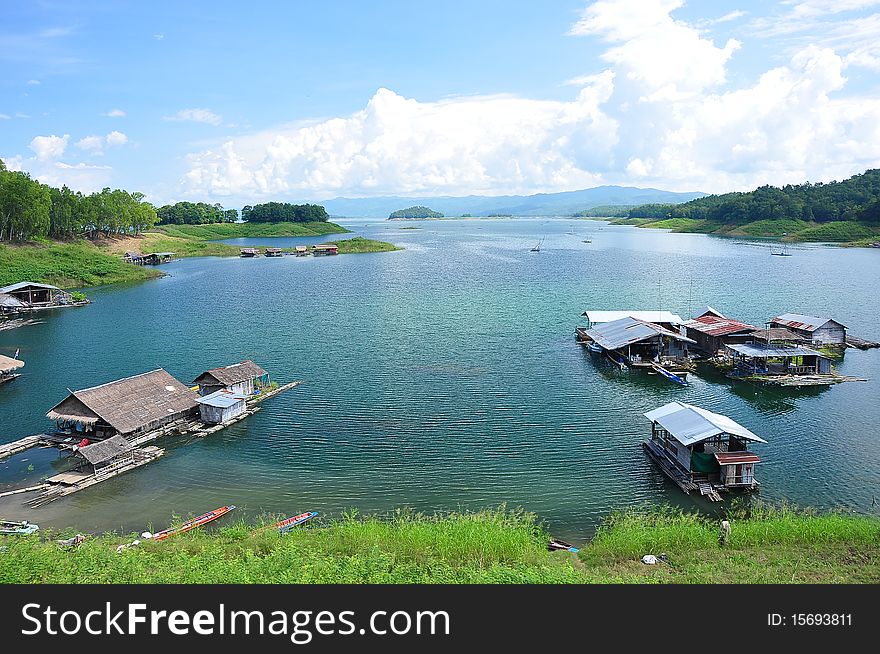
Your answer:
105,130 -> 128,146
170,0 -> 880,199
164,108 -> 222,126
29,134 -> 69,161
74,131 -> 130,154
0,113 -> 10,120
26,79 -> 40,85
104,108 -> 126,117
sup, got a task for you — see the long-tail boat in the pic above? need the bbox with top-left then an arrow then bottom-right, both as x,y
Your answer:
272,511 -> 319,534
147,505 -> 235,542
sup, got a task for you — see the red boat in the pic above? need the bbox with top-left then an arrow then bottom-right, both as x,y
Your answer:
148,505 -> 236,542
270,511 -> 319,534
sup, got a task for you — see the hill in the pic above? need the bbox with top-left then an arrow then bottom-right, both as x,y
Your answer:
322,186 -> 706,218
388,205 -> 444,219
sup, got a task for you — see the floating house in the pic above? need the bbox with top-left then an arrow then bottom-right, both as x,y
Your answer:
195,389 -> 248,424
294,246 -> 309,256
312,244 -> 339,256
769,314 -> 846,347
642,401 -> 766,499
582,315 -> 695,366
123,251 -> 145,265
192,360 -> 269,397
265,247 -> 283,257
143,252 -> 175,265
46,369 -> 199,441
77,435 -> 135,476
683,308 -> 757,355
726,342 -> 833,379
0,282 -> 78,309
580,310 -> 684,330
0,354 -> 24,385
747,327 -> 807,346
240,247 -> 260,258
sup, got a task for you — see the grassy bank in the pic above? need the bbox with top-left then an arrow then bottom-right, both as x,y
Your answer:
605,216 -> 880,244
330,237 -> 402,254
0,241 -> 160,288
1,506 -> 877,584
154,221 -> 350,240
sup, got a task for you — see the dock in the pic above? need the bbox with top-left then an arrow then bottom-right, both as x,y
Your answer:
846,336 -> 880,350
735,373 -> 868,387
0,435 -> 44,460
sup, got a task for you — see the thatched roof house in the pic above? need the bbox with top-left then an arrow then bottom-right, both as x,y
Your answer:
192,360 -> 269,396
0,355 -> 24,375
47,369 -> 199,440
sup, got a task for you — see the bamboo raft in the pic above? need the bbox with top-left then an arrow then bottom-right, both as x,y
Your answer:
846,336 -> 880,350
737,374 -> 868,387
0,435 -> 43,460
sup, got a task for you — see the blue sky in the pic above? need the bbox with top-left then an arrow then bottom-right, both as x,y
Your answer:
3,1 -> 880,206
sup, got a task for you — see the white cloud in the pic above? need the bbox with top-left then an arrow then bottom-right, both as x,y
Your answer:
785,0 -> 880,18
105,130 -> 128,146
153,33 -> 164,41
182,79 -> 618,199
0,113 -> 10,120
104,108 -> 126,117
26,79 -> 40,85
75,135 -> 104,152
29,134 -> 69,161
164,108 -> 223,126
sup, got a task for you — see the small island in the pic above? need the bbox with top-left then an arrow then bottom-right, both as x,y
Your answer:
388,205 -> 444,220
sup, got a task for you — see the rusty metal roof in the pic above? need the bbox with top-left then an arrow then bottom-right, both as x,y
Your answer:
771,313 -> 846,332
684,314 -> 757,337
715,451 -> 761,465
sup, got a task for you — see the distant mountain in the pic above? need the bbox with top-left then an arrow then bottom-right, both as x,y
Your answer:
321,186 -> 706,218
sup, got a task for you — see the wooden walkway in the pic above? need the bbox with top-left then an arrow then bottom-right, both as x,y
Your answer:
846,336 -> 880,350
0,435 -> 43,460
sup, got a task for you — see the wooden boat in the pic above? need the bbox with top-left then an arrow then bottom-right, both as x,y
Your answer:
548,537 -> 579,553
1,519 -> 39,535
530,236 -> 544,252
770,243 -> 792,256
588,341 -> 603,353
272,511 -> 319,534
147,505 -> 235,542
606,350 -> 628,370
651,362 -> 688,385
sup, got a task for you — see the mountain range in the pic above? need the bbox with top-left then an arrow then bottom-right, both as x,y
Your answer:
320,186 -> 706,218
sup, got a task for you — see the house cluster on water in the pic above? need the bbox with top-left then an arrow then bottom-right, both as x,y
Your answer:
239,244 -> 339,257
123,251 -> 175,265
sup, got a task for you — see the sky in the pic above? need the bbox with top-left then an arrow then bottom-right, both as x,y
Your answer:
2,0 -> 880,206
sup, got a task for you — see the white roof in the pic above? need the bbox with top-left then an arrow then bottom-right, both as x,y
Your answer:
196,389 -> 247,408
0,281 -> 59,293
644,401 -> 767,447
582,310 -> 684,325
586,316 -> 695,350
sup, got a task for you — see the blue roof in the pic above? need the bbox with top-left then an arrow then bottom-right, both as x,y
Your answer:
196,389 -> 247,408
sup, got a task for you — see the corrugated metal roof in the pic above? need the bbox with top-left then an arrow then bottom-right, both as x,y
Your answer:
585,316 -> 695,350
0,293 -> 28,308
727,343 -> 828,359
771,313 -> 846,331
581,310 -> 684,325
684,315 -> 757,337
644,401 -> 767,446
196,389 -> 247,408
715,451 -> 761,465
0,281 -> 60,293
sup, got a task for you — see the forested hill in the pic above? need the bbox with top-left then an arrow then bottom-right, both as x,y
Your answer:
627,169 -> 880,224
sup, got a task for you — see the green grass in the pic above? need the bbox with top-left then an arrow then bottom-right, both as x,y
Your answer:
731,219 -> 810,237
329,237 -> 402,254
0,241 -> 160,288
1,506 -> 877,584
154,221 -> 350,240
639,218 -> 721,233
794,221 -> 880,242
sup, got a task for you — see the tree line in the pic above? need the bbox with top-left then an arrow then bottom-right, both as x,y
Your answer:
0,159 -> 158,242
241,202 -> 329,223
623,169 -> 880,224
388,205 -> 444,219
157,202 -> 238,225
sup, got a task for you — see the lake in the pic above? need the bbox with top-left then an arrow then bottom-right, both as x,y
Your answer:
1,218 -> 879,542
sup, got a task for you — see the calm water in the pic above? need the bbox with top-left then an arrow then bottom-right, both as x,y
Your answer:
1,218 -> 879,541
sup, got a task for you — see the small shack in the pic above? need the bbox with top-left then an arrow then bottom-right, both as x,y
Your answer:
769,314 -> 847,347
192,360 -> 269,397
240,248 -> 260,258
0,293 -> 29,314
0,282 -> 74,308
265,247 -> 283,257
143,252 -> 175,265
196,389 -> 248,424
683,308 -> 757,355
77,435 -> 134,475
123,251 -> 145,265
312,244 -> 339,256
643,401 -> 766,497
583,316 -> 695,364
0,354 -> 24,385
46,369 -> 199,440
294,246 -> 309,256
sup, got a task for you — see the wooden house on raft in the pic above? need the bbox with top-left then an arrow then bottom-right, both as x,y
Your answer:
682,307 -> 757,355
265,247 -> 283,257
294,246 -> 309,256
76,435 -> 135,476
312,243 -> 339,256
46,369 -> 199,441
725,342 -> 833,382
195,389 -> 248,424
581,315 -> 695,365
769,314 -> 847,348
0,354 -> 24,385
142,252 -> 175,265
0,282 -> 82,310
642,401 -> 766,500
192,360 -> 269,397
